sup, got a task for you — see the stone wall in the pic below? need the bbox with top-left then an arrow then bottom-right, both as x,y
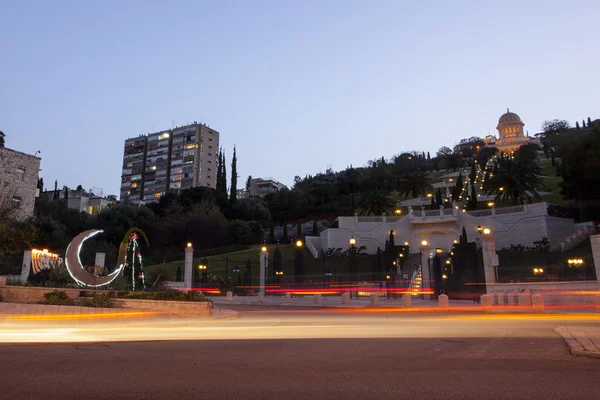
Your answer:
0,286 -> 212,317
0,147 -> 41,220
487,281 -> 599,305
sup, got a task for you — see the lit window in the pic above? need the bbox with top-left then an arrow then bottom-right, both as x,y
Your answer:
154,193 -> 161,199
11,197 -> 21,209
158,132 -> 170,140
131,182 -> 138,188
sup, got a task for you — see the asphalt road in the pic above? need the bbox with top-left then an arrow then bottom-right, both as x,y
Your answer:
1,309 -> 599,400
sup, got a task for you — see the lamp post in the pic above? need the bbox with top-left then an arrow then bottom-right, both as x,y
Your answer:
260,245 -> 268,297
348,237 -> 357,299
294,239 -> 304,285
198,264 -> 207,283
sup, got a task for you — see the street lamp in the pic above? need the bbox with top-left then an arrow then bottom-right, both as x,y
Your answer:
349,237 -> 356,246
483,228 -> 491,235
261,246 -> 267,252
421,240 -> 428,246
477,225 -> 482,233
187,242 -> 192,248
295,240 -> 303,248
395,209 -> 402,215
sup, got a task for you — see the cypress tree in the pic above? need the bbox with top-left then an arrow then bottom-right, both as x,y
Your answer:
54,180 -> 58,200
427,151 -> 431,161
296,221 -> 302,239
582,120 -> 586,128
282,221 -> 288,242
312,220 -> 318,236
576,121 -> 580,129
551,151 -> 556,167
470,185 -> 477,210
37,177 -> 44,191
64,186 -> 69,200
269,225 -> 275,243
461,226 -> 468,244
436,188 -> 443,208
216,149 -> 223,192
389,230 -> 395,247
455,171 -> 463,198
588,117 -> 592,126
430,197 -> 436,209
230,146 -> 237,205
222,153 -> 227,196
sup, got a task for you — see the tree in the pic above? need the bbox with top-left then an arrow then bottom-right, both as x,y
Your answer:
576,121 -> 580,129
312,220 -> 318,236
560,126 -> 600,219
282,221 -> 288,242
53,180 -> 58,200
476,147 -> 498,167
37,178 -> 44,192
436,188 -> 443,207
454,171 -> 463,198
222,153 -> 227,196
461,226 -> 468,244
389,230 -> 395,247
63,186 -> 69,200
231,197 -> 271,226
541,119 -> 570,134
0,131 -> 4,147
399,171 -> 433,199
437,146 -> 453,157
246,175 -> 252,191
359,190 -> 396,215
588,117 -> 592,126
469,185 -> 478,210
427,151 -> 431,161
296,222 -> 302,239
230,146 -> 237,206
485,152 -> 544,205
76,184 -> 83,191
583,120 -> 586,128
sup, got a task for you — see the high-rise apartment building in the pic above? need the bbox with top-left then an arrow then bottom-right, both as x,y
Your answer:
120,123 -> 219,203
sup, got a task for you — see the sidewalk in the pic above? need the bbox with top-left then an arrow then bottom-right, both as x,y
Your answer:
209,295 -> 481,309
555,326 -> 600,358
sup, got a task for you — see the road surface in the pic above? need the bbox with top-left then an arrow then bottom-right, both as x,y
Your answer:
1,309 -> 599,399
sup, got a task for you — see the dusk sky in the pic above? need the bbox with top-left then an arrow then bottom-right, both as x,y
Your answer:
1,0 -> 599,197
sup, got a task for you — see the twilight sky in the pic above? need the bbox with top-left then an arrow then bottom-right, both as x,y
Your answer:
1,0 -> 599,197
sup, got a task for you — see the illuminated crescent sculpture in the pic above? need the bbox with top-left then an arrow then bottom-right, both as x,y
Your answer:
65,228 -> 150,288
65,230 -> 124,287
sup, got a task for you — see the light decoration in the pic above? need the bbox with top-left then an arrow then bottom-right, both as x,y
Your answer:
261,246 -> 267,252
122,231 -> 146,291
483,228 -> 491,235
533,268 -> 544,275
31,249 -> 62,274
567,258 -> 584,266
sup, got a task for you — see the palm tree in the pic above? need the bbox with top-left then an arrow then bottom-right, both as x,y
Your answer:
359,190 -> 396,216
485,153 -> 544,205
399,171 -> 433,199
0,131 -> 5,147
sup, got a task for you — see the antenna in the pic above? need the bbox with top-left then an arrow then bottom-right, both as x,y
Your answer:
172,119 -> 175,129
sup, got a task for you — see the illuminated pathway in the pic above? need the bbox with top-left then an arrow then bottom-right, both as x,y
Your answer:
1,309 -> 599,399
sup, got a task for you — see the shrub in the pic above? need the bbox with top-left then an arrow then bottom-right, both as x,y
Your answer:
41,290 -> 73,305
124,290 -> 209,303
83,294 -> 114,308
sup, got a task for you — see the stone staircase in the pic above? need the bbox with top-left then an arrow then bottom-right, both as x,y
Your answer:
560,223 -> 596,250
408,266 -> 423,296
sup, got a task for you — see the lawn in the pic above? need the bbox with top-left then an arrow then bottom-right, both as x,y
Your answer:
144,244 -> 378,285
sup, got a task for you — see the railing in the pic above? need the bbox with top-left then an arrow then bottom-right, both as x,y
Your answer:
468,209 -> 493,217
496,205 -> 525,215
357,216 -> 385,223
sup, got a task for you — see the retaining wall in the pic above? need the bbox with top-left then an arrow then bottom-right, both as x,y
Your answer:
487,281 -> 599,305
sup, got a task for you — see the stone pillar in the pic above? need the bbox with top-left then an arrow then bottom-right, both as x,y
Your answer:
532,294 -> 544,311
438,294 -> 449,309
0,276 -> 6,287
590,235 -> 600,289
354,213 -> 358,224
481,233 -> 498,294
285,292 -> 291,304
95,253 -> 106,267
481,294 -> 492,310
257,292 -> 264,303
184,245 -> 194,290
382,212 -> 387,223
20,250 -> 32,284
342,292 -> 350,304
259,250 -> 269,297
518,289 -> 531,307
370,293 -> 380,307
491,206 -> 496,217
314,294 -> 322,305
226,291 -> 233,301
420,248 -> 431,300
402,294 -> 412,308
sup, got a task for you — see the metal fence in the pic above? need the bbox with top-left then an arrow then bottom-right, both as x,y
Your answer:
496,249 -> 596,283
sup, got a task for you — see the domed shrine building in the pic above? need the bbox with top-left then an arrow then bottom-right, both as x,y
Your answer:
484,109 -> 536,153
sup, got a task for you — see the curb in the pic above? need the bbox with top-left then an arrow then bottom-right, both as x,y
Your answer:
555,327 -> 600,359
211,309 -> 240,320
